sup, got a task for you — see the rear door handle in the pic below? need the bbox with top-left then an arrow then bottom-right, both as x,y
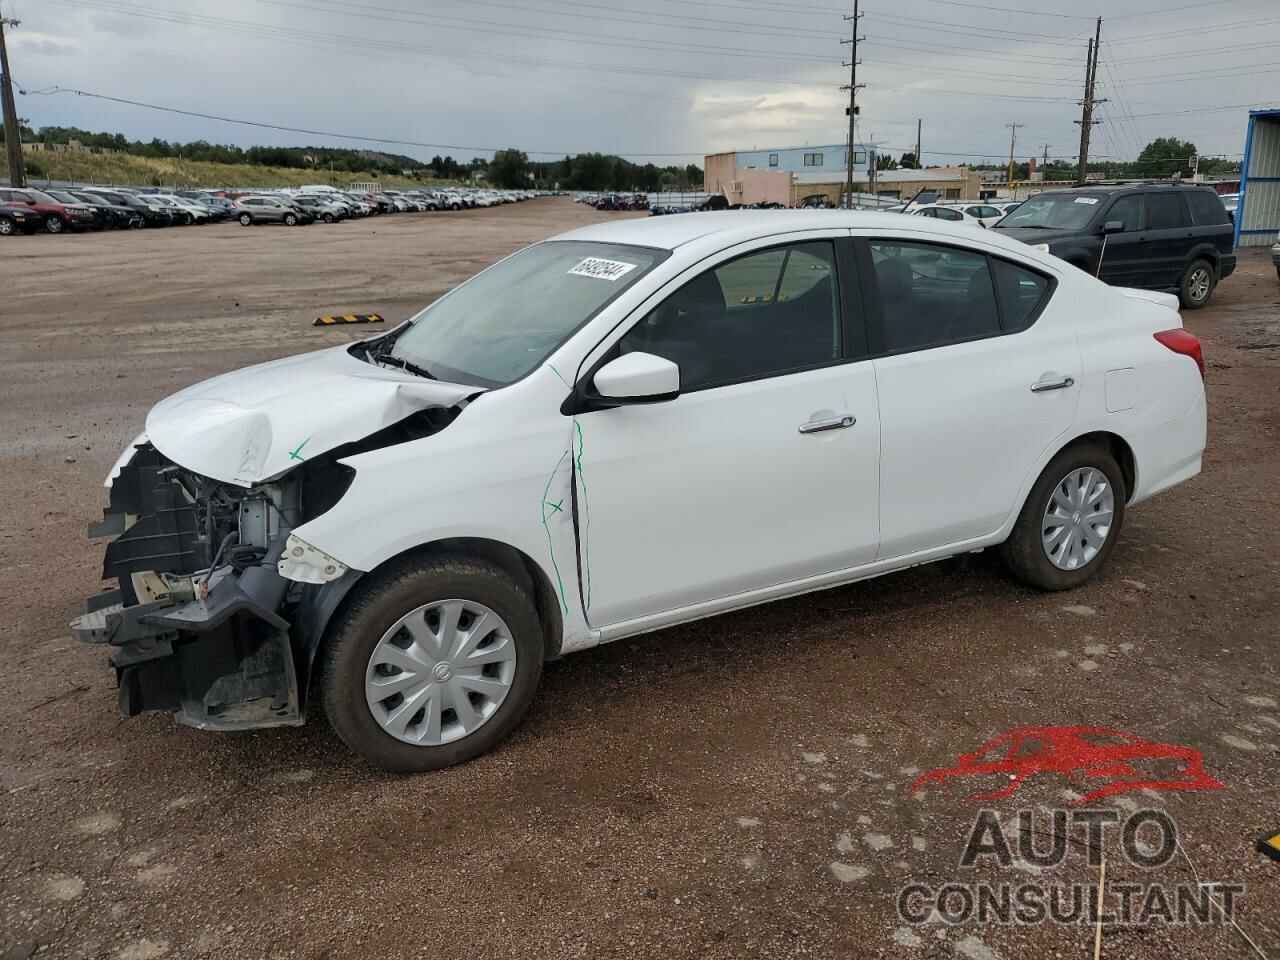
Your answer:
1030,376 -> 1075,393
798,414 -> 856,434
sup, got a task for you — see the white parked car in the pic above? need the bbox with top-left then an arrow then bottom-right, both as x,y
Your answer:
912,202 -> 1004,228
74,212 -> 1206,771
151,194 -> 210,224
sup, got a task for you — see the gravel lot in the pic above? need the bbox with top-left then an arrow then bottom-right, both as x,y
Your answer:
1,200 -> 1278,959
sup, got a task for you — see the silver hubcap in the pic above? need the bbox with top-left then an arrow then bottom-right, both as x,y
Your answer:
364,599 -> 517,746
1188,268 -> 1211,302
1042,467 -> 1115,571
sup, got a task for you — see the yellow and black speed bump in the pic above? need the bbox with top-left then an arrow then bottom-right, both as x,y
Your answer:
314,313 -> 385,327
1257,831 -> 1280,862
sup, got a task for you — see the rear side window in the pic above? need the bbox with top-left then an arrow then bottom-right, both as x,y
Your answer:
991,260 -> 1051,333
868,241 -> 1000,353
1145,193 -> 1191,230
1186,190 -> 1229,226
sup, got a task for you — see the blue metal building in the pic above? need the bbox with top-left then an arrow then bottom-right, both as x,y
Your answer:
733,143 -> 875,176
1234,109 -> 1280,248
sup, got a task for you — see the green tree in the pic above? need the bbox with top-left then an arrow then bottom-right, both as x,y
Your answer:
898,151 -> 918,169
489,148 -> 529,187
1134,137 -> 1197,179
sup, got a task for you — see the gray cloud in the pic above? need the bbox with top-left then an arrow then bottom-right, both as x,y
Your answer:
8,0 -> 1278,163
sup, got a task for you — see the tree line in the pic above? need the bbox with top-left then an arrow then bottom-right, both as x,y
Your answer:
1,124 -> 705,189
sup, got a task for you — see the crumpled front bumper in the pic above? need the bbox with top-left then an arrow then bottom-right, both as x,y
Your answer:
71,443 -> 306,731
72,543 -> 303,731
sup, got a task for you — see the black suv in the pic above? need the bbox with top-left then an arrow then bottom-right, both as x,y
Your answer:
993,184 -> 1236,309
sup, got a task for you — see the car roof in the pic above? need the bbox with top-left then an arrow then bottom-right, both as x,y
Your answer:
553,209 -> 1040,252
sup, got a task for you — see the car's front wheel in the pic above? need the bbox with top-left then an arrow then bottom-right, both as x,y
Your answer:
284,212 -> 298,226
0,217 -> 13,236
239,213 -> 252,226
1000,442 -> 1126,591
45,216 -> 65,234
320,555 -> 545,772
1179,258 -> 1215,310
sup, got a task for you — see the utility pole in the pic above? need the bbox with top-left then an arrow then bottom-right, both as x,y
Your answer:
1042,143 -> 1051,168
1005,122 -> 1023,191
840,0 -> 864,210
915,118 -> 922,169
1074,17 -> 1105,186
0,4 -> 25,188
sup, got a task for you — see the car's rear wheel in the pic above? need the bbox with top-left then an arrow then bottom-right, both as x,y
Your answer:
45,216 -> 64,234
0,217 -> 13,236
239,213 -> 252,226
284,212 -> 298,226
322,212 -> 334,223
320,555 -> 544,772
1179,258 -> 1215,310
1000,442 -> 1126,591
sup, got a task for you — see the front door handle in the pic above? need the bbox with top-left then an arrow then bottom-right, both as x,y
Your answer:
798,414 -> 856,434
1030,376 -> 1075,393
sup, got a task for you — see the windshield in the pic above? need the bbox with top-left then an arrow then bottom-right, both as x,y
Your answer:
999,193 -> 1103,230
390,240 -> 665,387
25,190 -> 58,204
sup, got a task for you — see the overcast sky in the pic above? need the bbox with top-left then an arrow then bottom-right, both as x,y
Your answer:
5,0 -> 1279,166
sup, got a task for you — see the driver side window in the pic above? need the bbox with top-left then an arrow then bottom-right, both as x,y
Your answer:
1105,195 -> 1143,232
617,241 -> 842,392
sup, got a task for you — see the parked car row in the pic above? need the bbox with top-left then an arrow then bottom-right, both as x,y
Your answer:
0,184 -> 552,236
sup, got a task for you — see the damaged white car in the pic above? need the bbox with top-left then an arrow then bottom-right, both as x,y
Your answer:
74,212 -> 1207,771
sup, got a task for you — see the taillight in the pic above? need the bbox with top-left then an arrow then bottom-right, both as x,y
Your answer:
1154,329 -> 1204,379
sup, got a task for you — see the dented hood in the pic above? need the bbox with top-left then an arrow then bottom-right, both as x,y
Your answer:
146,345 -> 478,486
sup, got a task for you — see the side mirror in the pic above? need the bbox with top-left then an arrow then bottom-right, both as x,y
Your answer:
593,352 -> 680,403
1102,220 -> 1125,235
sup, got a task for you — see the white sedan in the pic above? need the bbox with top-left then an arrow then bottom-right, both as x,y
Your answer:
75,212 -> 1206,771
912,202 -> 1007,228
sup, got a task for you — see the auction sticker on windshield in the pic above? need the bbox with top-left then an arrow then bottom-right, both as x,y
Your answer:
568,257 -> 639,281
1074,197 -> 1100,204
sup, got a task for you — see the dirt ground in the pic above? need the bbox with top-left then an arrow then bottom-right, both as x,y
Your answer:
1,201 -> 1277,960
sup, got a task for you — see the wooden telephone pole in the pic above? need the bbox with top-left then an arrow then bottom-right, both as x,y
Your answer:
0,4 -> 25,187
840,0 -> 864,209
1074,17 -> 1105,186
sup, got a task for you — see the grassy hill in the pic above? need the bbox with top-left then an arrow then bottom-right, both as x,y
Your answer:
1,150 -> 462,190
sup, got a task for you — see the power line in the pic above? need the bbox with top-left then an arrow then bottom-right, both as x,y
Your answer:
26,87 -> 711,157
904,0 -> 1094,20
1106,15 -> 1280,45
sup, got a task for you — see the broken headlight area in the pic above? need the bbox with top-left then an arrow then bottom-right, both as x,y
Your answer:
70,443 -> 356,731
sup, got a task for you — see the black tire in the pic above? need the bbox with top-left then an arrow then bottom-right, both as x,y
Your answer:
0,217 -> 13,237
999,442 -> 1126,591
1178,257 -> 1215,310
45,216 -> 65,235
239,213 -> 253,226
322,212 -> 334,223
284,212 -> 298,226
320,554 -> 545,773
